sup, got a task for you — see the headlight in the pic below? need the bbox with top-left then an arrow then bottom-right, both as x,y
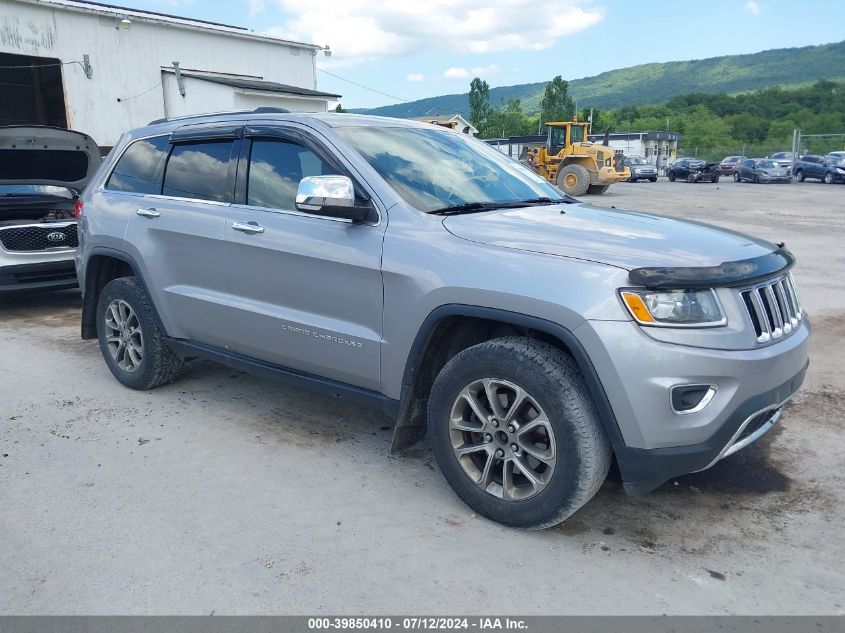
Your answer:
620,289 -> 726,327
761,171 -> 769,176
837,167 -> 845,174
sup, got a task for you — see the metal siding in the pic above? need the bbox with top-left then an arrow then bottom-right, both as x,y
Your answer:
0,0 -> 325,145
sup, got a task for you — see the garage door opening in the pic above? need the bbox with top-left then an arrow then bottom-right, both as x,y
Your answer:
0,52 -> 68,128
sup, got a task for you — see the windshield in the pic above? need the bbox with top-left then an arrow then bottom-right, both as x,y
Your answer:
628,157 -> 648,165
723,156 -> 743,162
756,160 -> 777,169
828,156 -> 845,166
0,184 -> 75,198
770,153 -> 790,159
335,126 -> 565,212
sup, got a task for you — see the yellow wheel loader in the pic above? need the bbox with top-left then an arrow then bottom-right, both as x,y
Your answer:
526,119 -> 630,195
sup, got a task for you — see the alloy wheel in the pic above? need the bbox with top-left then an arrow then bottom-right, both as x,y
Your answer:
449,378 -> 556,501
104,299 -> 144,372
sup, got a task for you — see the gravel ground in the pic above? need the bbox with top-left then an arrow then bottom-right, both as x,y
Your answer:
1,179 -> 843,615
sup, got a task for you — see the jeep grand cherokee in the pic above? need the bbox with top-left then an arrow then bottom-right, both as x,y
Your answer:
75,110 -> 809,529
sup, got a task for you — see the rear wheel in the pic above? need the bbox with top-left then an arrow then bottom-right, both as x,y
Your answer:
556,164 -> 590,196
96,276 -> 183,390
586,184 -> 610,195
427,337 -> 611,529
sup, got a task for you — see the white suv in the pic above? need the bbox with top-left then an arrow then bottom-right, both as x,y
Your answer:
0,126 -> 100,293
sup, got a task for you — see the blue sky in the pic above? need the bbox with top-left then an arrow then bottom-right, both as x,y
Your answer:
113,0 -> 844,108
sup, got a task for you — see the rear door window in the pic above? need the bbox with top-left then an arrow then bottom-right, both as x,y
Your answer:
163,141 -> 236,203
246,139 -> 339,211
106,136 -> 169,194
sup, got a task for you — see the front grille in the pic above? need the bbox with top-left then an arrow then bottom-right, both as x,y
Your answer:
740,273 -> 803,344
0,223 -> 78,252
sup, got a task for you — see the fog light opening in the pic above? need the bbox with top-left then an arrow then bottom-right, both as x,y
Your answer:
671,384 -> 717,415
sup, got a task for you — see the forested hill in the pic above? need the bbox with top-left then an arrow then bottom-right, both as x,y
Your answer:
355,40 -> 845,117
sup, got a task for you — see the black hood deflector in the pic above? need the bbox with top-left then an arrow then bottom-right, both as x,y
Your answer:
629,246 -> 795,289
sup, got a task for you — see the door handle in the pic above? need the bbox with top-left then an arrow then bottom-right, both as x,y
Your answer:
232,221 -> 265,234
136,207 -> 160,218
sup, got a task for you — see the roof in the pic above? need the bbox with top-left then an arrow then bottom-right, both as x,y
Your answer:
410,114 -> 478,132
19,0 -> 322,49
169,71 -> 341,99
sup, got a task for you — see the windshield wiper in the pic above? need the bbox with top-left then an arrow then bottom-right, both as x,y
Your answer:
430,197 -> 570,216
429,201 -> 519,216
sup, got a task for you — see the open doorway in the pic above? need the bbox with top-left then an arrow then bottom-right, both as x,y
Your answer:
0,52 -> 68,128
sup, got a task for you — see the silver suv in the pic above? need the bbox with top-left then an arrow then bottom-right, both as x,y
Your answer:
76,110 -> 810,529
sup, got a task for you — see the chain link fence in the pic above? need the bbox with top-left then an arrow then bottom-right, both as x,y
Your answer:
678,133 -> 845,163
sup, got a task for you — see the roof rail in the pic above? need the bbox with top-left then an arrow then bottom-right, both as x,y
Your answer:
147,107 -> 291,126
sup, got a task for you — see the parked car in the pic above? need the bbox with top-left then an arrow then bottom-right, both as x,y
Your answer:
76,110 -> 809,529
666,158 -> 720,183
0,126 -> 100,293
793,154 -> 845,184
623,156 -> 657,182
735,158 -> 792,184
768,152 -> 796,169
718,155 -> 747,175
828,151 -> 845,160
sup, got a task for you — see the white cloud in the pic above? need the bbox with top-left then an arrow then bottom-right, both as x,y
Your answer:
443,64 -> 498,79
443,67 -> 470,79
744,1 -> 761,15
406,73 -> 425,82
268,0 -> 603,64
248,0 -> 266,17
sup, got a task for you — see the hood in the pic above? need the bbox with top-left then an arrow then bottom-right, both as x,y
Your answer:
762,167 -> 789,175
442,203 -> 778,271
0,126 -> 101,192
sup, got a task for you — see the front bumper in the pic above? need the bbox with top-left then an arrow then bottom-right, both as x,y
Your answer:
0,261 -> 78,293
595,166 -> 630,185
575,317 -> 810,495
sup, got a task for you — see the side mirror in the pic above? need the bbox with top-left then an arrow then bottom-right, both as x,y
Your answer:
295,175 -> 370,222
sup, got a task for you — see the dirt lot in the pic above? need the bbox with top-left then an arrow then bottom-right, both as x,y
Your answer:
1,180 -> 843,615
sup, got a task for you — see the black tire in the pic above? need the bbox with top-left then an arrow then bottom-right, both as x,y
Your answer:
556,164 -> 591,196
427,337 -> 611,529
649,177 -> 657,182
734,172 -> 740,182
586,184 -> 610,195
96,276 -> 183,390
795,169 -> 805,182
687,173 -> 696,183
753,174 -> 759,184
824,172 -> 834,184
712,175 -> 720,183
667,171 -> 676,182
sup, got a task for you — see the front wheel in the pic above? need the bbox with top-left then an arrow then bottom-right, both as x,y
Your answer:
649,177 -> 657,182
734,172 -> 741,182
427,338 -> 611,529
687,173 -> 696,183
712,175 -> 720,183
556,164 -> 591,196
824,172 -> 834,184
795,169 -> 805,182
668,171 -> 676,182
96,276 -> 183,390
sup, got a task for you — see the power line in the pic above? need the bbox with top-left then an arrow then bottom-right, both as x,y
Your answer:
0,60 -> 87,70
117,81 -> 163,102
317,67 -> 408,103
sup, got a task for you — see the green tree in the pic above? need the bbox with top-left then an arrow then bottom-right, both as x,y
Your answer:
334,103 -> 345,113
540,76 -> 574,126
468,77 -> 491,129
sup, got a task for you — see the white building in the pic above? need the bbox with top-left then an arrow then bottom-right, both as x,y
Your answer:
411,114 -> 478,136
587,131 -> 681,168
0,0 -> 340,147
